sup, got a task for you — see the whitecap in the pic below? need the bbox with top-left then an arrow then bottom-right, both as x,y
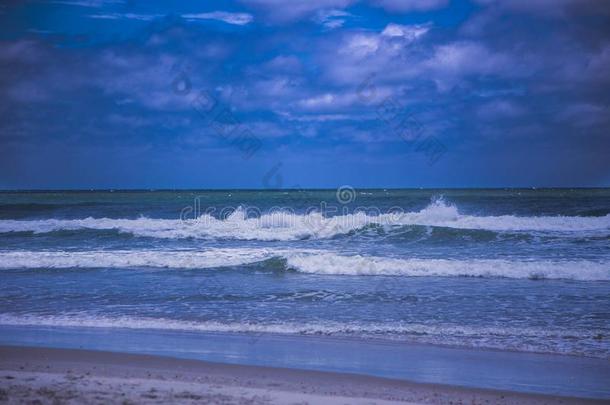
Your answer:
0,249 -> 608,281
0,199 -> 608,240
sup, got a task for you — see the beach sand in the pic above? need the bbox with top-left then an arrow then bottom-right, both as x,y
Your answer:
0,345 -> 604,404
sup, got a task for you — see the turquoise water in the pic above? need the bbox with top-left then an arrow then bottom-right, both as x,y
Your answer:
0,189 -> 609,358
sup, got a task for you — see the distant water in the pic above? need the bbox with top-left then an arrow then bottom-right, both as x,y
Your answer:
0,189 -> 609,358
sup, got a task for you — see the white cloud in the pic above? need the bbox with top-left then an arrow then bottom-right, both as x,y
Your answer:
340,34 -> 381,57
418,41 -> 530,92
426,42 -> 512,76
261,55 -> 303,72
322,23 -> 431,84
247,77 -> 302,100
182,11 -> 254,26
298,93 -> 336,109
381,23 -> 430,41
339,23 -> 430,59
87,10 -> 254,25
295,87 -> 393,112
240,0 -> 354,23
278,112 -> 356,122
314,9 -> 352,29
89,13 -> 162,21
247,121 -> 291,138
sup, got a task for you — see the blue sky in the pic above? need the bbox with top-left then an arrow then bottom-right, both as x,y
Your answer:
0,0 -> 609,189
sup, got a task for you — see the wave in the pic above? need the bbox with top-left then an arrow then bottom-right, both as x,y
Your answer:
0,313 -> 589,339
0,249 -> 277,270
0,199 -> 608,240
283,253 -> 610,281
0,249 -> 607,280
0,314 -> 605,358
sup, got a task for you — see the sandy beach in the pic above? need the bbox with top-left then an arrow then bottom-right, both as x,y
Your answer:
0,345 -> 604,404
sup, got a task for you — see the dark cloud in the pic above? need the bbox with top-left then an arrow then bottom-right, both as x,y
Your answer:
0,0 -> 609,188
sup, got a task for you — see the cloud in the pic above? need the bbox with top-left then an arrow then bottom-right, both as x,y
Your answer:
477,100 -> 525,120
297,93 -> 336,109
424,43 -> 518,92
381,23 -> 430,41
584,44 -> 610,84
249,77 -> 302,100
472,0 -> 573,14
246,121 -> 292,138
426,42 -> 515,77
2,0 -> 610,187
294,87 -> 393,112
88,13 -> 162,21
49,0 -> 125,8
336,23 -> 430,59
87,11 -> 254,25
559,103 -> 610,128
0,40 -> 44,63
182,11 -> 254,26
278,112 -> 356,122
5,81 -> 50,103
319,22 -> 431,85
240,0 -> 354,23
340,33 -> 381,57
106,113 -> 158,128
372,0 -> 450,12
260,55 -> 303,72
472,0 -> 610,19
314,9 -> 353,29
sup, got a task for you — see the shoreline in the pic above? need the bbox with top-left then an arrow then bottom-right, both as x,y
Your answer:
2,324 -> 609,400
4,318 -> 606,360
1,345 -> 605,404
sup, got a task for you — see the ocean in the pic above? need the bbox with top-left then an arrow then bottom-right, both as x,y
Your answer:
0,189 -> 609,360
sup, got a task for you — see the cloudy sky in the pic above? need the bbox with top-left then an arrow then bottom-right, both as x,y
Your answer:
1,0 -> 609,189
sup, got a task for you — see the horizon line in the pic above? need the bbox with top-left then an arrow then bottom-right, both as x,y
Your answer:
1,187 -> 609,192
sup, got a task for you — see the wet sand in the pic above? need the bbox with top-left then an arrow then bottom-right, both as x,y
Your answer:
0,345 -> 604,404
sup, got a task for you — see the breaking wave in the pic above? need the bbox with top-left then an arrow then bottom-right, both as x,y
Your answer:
0,199 -> 608,241
0,249 -> 608,281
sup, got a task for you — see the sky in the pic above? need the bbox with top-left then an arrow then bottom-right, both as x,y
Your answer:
0,0 -> 609,189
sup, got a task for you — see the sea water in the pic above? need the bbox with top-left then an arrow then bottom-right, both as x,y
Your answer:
0,189 -> 609,359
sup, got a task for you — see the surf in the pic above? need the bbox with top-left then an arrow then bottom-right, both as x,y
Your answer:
0,199 -> 608,240
1,249 -> 608,281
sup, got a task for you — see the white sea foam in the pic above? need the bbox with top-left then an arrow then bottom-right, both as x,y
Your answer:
284,253 -> 610,281
0,200 -> 608,240
0,249 -> 608,280
0,249 -> 277,270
